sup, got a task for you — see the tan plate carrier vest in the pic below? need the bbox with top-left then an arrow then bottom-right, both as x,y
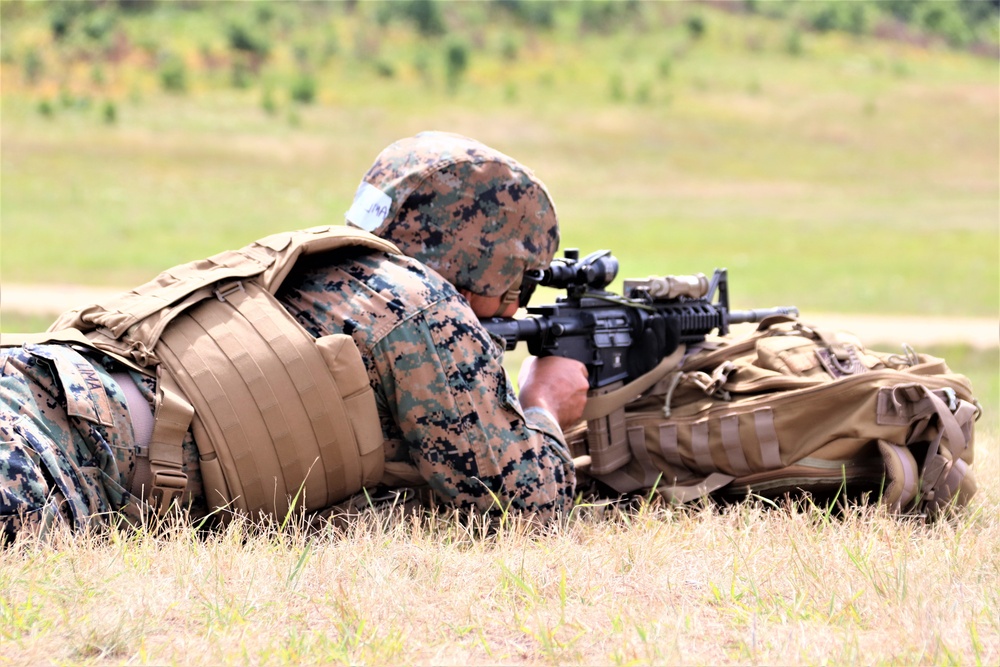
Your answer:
33,226 -> 397,520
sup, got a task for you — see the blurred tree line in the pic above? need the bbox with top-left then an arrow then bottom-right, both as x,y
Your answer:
2,0 -> 997,122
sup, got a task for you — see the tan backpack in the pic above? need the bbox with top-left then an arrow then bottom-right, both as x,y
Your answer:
571,317 -> 980,516
40,225 -> 397,519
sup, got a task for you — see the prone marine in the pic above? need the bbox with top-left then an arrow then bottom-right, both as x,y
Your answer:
0,131 -> 590,542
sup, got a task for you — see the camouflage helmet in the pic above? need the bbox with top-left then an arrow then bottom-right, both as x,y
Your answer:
345,131 -> 560,304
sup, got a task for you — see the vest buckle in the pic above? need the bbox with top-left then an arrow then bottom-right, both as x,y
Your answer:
214,280 -> 245,302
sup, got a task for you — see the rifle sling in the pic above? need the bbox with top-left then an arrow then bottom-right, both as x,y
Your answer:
582,345 -> 686,422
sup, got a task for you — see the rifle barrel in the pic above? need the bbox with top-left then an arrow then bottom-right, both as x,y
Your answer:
728,306 -> 799,325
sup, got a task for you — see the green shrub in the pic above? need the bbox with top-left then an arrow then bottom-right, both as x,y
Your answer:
83,9 -> 117,42
255,2 -> 276,25
289,72 -> 317,104
635,81 -> 652,105
22,48 -> 44,86
91,64 -> 105,87
500,33 -> 519,62
918,2 -> 973,47
406,0 -> 447,37
261,86 -> 278,115
159,55 -> 187,93
36,98 -> 54,118
685,14 -> 707,40
785,29 -> 803,56
609,72 -> 625,102
845,3 -> 869,36
231,60 -> 254,89
444,39 -> 469,92
658,55 -> 672,78
102,99 -> 118,125
579,0 -> 638,35
374,59 -> 396,78
226,20 -> 271,59
413,48 -> 432,82
321,34 -> 339,63
49,3 -> 83,41
504,81 -> 518,103
293,41 -> 312,68
495,0 -> 554,30
808,3 -> 839,33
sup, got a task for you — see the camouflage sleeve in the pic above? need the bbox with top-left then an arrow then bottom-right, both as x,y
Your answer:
372,294 -> 576,520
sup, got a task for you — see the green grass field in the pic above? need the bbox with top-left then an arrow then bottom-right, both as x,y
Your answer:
1,2 -> 998,664
2,3 -> 997,315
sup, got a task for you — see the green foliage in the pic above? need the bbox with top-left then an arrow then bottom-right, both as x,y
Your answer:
230,60 -> 254,89
226,19 -> 271,59
504,81 -> 518,103
413,47 -> 432,82
635,81 -> 652,105
35,98 -> 54,118
785,29 -> 803,56
260,85 -> 278,116
494,0 -> 556,30
158,54 -> 187,94
657,55 -> 671,78
49,2 -> 83,41
82,8 -> 117,42
90,64 -> 105,87
22,48 -> 43,86
500,33 -> 520,62
801,0 -> 996,48
404,0 -> 447,37
374,59 -> 396,79
608,71 -> 625,102
685,14 -> 707,40
444,38 -> 469,92
101,99 -> 117,125
579,1 -> 638,35
289,71 -> 317,104
917,1 -> 973,47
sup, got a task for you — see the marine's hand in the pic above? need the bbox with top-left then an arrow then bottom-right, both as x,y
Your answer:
517,356 -> 589,431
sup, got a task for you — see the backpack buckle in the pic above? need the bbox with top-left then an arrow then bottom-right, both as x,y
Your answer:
214,280 -> 245,302
149,469 -> 188,516
941,387 -> 958,412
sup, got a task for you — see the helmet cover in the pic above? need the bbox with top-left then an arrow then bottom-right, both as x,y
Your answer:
345,131 -> 559,298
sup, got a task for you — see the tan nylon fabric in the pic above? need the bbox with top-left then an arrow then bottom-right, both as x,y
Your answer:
43,226 -> 396,518
573,318 -> 979,515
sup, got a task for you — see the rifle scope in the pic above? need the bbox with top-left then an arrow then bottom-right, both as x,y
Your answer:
526,249 -> 619,292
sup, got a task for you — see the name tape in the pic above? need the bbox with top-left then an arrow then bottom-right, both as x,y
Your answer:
345,181 -> 392,232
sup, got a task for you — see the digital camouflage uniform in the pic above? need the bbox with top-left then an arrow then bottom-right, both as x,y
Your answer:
0,246 -> 573,540
0,345 -> 135,541
335,130 -> 574,515
1,131 -> 576,539
278,250 -> 575,519
0,345 -> 204,542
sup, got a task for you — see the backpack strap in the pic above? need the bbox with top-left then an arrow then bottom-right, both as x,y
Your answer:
877,382 -> 979,514
658,472 -> 735,504
581,346 -> 686,421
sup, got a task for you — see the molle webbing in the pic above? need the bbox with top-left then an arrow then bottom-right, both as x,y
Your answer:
156,281 -> 383,517
47,226 -> 398,518
582,318 -> 979,515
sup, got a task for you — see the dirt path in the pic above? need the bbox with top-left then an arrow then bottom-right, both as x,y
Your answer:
1,282 -> 997,348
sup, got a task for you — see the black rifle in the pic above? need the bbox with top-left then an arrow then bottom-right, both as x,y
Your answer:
482,249 -> 799,389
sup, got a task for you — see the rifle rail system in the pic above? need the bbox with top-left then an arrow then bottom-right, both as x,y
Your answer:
482,248 -> 798,389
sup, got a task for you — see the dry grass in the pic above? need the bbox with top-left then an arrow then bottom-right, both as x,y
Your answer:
3,431 -> 997,666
